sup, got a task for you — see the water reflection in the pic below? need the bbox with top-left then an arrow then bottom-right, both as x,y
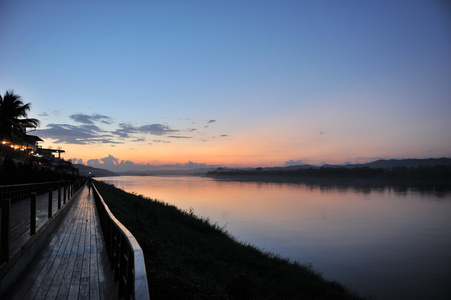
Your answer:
98,176 -> 451,300
215,178 -> 451,200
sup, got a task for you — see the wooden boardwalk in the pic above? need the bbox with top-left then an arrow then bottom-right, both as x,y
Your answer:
3,186 -> 118,299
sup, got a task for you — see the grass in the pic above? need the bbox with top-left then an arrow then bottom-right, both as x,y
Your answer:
94,180 -> 364,299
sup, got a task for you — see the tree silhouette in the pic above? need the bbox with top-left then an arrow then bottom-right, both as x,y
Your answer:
0,90 -> 40,139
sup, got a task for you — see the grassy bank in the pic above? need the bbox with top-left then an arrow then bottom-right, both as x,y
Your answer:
94,181 -> 363,299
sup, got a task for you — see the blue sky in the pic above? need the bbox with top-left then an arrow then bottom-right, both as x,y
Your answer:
1,0 -> 450,170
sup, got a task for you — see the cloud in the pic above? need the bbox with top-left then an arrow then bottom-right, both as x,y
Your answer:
38,111 -> 59,117
220,134 -> 228,137
35,123 -> 120,144
168,136 -> 192,139
86,154 -> 151,172
113,123 -> 136,138
204,119 -> 217,128
36,123 -> 98,144
84,155 -> 219,172
285,160 -> 307,166
35,113 -> 213,146
152,139 -> 170,143
70,113 -> 113,125
87,158 -> 101,165
133,138 -> 146,142
138,124 -> 178,135
37,121 -> 180,144
184,161 -> 208,168
112,123 -> 178,138
70,158 -> 84,164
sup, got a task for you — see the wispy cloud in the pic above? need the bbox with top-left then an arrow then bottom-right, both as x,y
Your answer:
113,123 -> 136,138
152,139 -> 171,144
80,154 -> 219,172
133,138 -> 146,142
35,123 -> 120,144
138,124 -> 178,135
168,135 -> 192,139
36,113 -> 217,145
285,159 -> 307,166
70,113 -> 114,125
112,123 -> 179,138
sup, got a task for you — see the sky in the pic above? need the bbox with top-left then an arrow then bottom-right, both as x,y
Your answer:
1,0 -> 451,171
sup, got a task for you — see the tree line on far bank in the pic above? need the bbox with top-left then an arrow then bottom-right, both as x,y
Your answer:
207,164 -> 451,189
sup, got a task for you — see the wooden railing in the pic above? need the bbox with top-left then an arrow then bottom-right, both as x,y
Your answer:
92,183 -> 150,300
0,180 -> 82,264
0,181 -> 59,207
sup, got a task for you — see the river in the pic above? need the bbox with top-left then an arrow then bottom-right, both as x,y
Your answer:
97,175 -> 451,299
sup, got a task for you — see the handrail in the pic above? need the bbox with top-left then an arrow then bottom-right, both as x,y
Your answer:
0,180 -> 82,264
0,181 -> 60,206
92,182 -> 150,300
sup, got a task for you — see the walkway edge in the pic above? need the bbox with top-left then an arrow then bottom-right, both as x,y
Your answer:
0,185 -> 83,296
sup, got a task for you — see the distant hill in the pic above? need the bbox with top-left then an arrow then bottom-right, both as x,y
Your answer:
240,158 -> 451,172
74,164 -> 117,177
323,158 -> 451,169
74,158 -> 451,178
363,158 -> 451,168
206,158 -> 451,188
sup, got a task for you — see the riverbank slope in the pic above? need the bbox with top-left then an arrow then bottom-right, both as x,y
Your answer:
94,181 -> 363,299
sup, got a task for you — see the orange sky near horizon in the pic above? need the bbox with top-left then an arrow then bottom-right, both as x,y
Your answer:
2,1 -> 450,170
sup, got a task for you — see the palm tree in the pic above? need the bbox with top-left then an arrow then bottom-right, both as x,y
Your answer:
0,90 -> 40,140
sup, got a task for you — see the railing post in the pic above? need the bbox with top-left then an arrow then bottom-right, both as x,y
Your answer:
48,188 -> 53,218
30,192 -> 37,235
1,198 -> 11,263
63,185 -> 67,204
58,186 -> 62,209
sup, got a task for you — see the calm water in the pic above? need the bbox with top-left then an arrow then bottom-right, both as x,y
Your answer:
98,176 -> 451,299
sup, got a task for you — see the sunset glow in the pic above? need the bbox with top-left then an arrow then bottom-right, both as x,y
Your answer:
1,1 -> 450,171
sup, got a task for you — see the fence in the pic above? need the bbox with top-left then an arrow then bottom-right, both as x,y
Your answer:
0,181 -> 61,207
92,182 -> 150,300
0,180 -> 82,264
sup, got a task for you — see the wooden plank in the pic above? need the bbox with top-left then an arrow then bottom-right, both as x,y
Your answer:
56,277 -> 72,299
79,281 -> 90,300
4,186 -> 119,300
90,282 -> 101,300
67,284 -> 80,300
